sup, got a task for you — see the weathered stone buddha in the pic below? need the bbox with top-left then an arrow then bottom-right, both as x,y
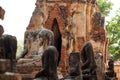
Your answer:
81,41 -> 98,80
17,7 -> 54,73
94,53 -> 105,80
2,34 -> 17,72
0,25 -> 17,72
105,59 -> 118,80
34,46 -> 58,80
61,52 -> 83,80
17,7 -> 46,59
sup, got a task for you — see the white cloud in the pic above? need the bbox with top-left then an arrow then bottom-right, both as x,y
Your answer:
0,0 -> 35,40
106,0 -> 120,21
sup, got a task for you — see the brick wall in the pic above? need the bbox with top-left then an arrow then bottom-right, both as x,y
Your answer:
114,65 -> 120,80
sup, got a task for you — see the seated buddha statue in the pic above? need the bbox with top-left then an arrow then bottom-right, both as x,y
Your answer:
16,8 -> 54,73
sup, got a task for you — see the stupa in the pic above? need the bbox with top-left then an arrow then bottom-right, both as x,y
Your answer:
24,0 -> 108,74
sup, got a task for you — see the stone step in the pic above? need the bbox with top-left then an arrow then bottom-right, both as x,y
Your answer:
0,72 -> 22,80
0,72 -> 38,80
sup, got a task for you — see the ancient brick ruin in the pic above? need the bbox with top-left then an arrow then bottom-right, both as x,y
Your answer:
26,0 -> 108,74
0,0 -> 118,80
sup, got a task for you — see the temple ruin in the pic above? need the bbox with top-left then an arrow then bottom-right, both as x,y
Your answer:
0,0 -> 118,80
25,0 -> 108,73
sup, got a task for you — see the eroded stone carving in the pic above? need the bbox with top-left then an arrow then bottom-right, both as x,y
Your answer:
0,38 -> 5,59
18,27 -> 54,59
18,7 -> 46,58
105,59 -> 118,80
90,12 -> 106,42
2,34 -> 17,72
0,7 -> 17,73
0,35 -> 17,72
0,25 -> 5,59
95,53 -> 105,80
0,59 -> 11,74
17,7 -> 55,73
16,27 -> 54,74
61,52 -> 83,80
0,25 -> 4,38
0,6 -> 5,20
81,41 -> 97,80
34,46 -> 58,80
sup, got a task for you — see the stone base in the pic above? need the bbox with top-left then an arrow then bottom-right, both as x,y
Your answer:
16,58 -> 42,73
16,66 -> 41,74
0,72 -> 22,80
0,71 -> 39,80
20,72 -> 37,80
0,59 -> 11,73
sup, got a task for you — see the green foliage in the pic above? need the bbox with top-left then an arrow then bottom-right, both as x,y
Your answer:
97,0 -> 120,60
17,40 -> 23,55
98,0 -> 113,16
106,8 -> 120,60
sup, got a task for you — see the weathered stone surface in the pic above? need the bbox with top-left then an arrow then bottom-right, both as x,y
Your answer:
16,58 -> 41,73
0,25 -> 4,38
0,34 -> 17,72
0,38 -> 5,58
17,7 -> 55,74
0,6 -> 5,20
80,42 -> 98,80
17,27 -> 54,73
22,0 -> 108,76
0,72 -> 22,80
62,52 -> 83,80
35,46 -> 58,80
105,59 -> 118,80
81,42 -> 97,76
95,53 -> 105,80
0,59 -> 11,74
2,35 -> 17,72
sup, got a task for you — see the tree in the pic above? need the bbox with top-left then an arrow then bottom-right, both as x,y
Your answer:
106,8 -> 120,60
17,40 -> 23,55
97,0 -> 120,60
98,0 -> 113,16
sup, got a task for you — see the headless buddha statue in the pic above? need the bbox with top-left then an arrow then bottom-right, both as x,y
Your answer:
17,8 -> 54,71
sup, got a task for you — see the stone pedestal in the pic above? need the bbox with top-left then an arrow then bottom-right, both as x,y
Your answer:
0,72 -> 22,80
16,58 -> 41,73
20,72 -> 38,80
0,59 -> 11,74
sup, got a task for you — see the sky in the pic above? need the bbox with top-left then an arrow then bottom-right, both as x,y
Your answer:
0,0 -> 120,41
106,0 -> 120,21
0,0 -> 36,40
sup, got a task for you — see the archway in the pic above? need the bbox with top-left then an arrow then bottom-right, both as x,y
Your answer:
44,4 -> 69,74
51,18 -> 62,65
45,5 -> 66,66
